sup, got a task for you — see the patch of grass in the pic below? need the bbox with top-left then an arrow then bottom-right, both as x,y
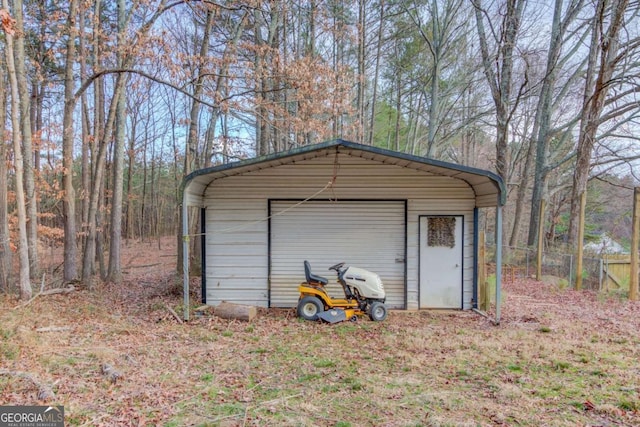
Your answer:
507,364 -> 522,372
149,302 -> 164,311
556,278 -> 569,289
456,369 -> 469,378
618,399 -> 639,411
538,325 -> 552,333
298,373 -> 321,382
1,342 -> 18,360
0,327 -> 13,340
610,337 -> 628,344
569,401 -> 584,410
553,361 -> 571,371
321,384 -> 341,393
215,402 -> 245,417
343,377 -> 364,391
313,359 -> 336,368
222,330 -> 233,337
334,324 -> 357,336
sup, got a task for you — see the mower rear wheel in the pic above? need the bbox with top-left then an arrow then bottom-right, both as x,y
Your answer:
297,296 -> 324,321
368,301 -> 387,322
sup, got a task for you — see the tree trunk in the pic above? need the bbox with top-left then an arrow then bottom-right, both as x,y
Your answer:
83,78 -> 124,287
356,0 -> 366,142
3,0 -> 31,298
13,0 -> 39,279
79,1 -> 91,249
125,122 -> 136,241
0,61 -> 11,292
509,135 -> 535,247
83,0 -> 104,279
394,75 -> 401,151
61,0 -> 79,283
368,0 -> 384,146
140,131 -> 148,239
96,173 -> 107,279
106,0 -> 129,284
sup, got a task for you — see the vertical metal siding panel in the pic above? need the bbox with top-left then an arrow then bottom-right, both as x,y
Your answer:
205,198 -> 269,306
270,201 -> 406,308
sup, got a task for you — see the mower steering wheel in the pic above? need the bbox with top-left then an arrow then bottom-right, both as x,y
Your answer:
329,262 -> 345,272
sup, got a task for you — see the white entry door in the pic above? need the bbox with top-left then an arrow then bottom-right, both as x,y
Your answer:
419,216 -> 463,308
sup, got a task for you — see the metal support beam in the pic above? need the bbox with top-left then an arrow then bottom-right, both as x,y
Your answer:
630,187 -> 639,301
472,208 -> 479,309
495,205 -> 503,324
536,199 -> 545,280
182,199 -> 190,321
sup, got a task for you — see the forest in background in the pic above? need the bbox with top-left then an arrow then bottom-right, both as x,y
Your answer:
0,0 -> 639,299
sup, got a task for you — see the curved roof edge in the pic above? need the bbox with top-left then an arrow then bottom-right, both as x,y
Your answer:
183,139 -> 505,208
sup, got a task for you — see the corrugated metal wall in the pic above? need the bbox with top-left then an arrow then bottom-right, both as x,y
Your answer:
204,154 -> 475,309
270,201 -> 406,308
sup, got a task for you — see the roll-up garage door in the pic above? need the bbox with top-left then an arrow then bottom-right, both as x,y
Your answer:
270,200 -> 406,308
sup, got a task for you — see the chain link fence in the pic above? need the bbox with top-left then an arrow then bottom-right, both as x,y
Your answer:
486,245 -> 616,291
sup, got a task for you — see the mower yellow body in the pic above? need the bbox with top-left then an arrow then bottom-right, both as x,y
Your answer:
298,283 -> 364,320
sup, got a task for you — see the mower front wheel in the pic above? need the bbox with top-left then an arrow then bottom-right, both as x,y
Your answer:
368,301 -> 388,322
297,296 -> 324,321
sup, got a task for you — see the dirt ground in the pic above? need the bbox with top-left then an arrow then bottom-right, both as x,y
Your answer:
1,237 -> 639,426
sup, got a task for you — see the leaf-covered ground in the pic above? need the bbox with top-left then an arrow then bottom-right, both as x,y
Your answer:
1,237 -> 639,426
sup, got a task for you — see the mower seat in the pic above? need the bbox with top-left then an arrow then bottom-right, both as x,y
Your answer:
304,261 -> 328,286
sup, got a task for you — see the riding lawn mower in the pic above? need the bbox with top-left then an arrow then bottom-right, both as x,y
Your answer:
296,261 -> 388,323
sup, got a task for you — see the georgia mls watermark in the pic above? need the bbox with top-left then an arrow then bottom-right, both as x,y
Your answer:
0,406 -> 64,427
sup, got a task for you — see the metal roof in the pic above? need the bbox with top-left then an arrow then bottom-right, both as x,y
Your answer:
183,139 -> 505,208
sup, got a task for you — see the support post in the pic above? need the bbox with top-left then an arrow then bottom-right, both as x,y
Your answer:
630,187 -> 639,301
569,254 -> 573,287
495,205 -> 503,324
182,200 -> 190,321
598,258 -> 603,291
536,199 -> 545,280
575,192 -> 586,290
478,231 -> 486,311
473,208 -> 479,309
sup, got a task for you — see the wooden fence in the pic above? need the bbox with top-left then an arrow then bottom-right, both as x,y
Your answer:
600,255 -> 632,291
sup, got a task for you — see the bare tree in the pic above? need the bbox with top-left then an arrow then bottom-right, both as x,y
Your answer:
473,0 -> 527,182
525,0 -> 585,247
568,0 -> 634,245
0,58 -> 11,292
12,0 -> 38,278
107,0 -> 129,284
61,0 -> 79,283
405,0 -> 466,157
367,0 -> 386,146
2,2 -> 31,299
